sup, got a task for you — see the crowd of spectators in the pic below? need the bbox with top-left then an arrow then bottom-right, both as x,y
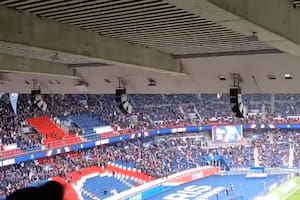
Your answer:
2,93 -> 300,198
274,94 -> 300,117
2,127 -> 300,199
0,133 -> 210,199
1,93 -> 300,154
247,129 -> 300,168
0,95 -> 42,152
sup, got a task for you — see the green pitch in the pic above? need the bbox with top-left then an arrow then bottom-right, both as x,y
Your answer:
287,187 -> 300,200
263,177 -> 300,200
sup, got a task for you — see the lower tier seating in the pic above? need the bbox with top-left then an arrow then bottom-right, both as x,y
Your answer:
82,173 -> 136,199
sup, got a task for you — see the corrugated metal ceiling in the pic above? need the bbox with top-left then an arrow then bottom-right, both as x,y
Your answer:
0,0 -> 276,55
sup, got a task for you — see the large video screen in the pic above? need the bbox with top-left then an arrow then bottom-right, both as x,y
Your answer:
212,125 -> 243,144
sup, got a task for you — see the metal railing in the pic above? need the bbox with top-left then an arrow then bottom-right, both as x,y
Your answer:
0,135 -> 86,160
0,131 -> 126,160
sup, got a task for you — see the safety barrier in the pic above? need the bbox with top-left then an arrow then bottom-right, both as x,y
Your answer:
104,166 -> 219,200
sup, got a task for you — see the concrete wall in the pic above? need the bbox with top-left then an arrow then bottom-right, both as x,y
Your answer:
209,0 -> 300,46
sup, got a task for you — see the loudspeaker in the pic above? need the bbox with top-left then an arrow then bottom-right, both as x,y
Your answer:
230,88 -> 241,104
238,101 -> 247,118
118,100 -> 133,114
31,89 -> 41,95
34,95 -> 47,112
233,102 -> 247,118
229,88 -> 247,118
115,88 -> 133,115
115,88 -> 126,101
231,104 -> 239,113
230,88 -> 240,96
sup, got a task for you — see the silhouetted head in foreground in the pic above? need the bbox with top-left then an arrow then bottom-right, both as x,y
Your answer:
6,181 -> 64,200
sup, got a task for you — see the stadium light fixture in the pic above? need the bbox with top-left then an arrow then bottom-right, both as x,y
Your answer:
218,75 -> 226,81
284,74 -> 292,79
148,78 -> 156,86
268,74 -> 276,80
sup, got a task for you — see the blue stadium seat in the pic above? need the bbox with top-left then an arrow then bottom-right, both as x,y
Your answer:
69,115 -> 105,140
82,174 -> 136,199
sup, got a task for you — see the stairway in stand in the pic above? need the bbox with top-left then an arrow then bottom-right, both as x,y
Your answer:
27,116 -> 64,139
27,116 -> 83,148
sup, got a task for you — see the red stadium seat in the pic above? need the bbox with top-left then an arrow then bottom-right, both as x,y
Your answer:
27,117 -> 83,148
27,116 -> 64,139
100,132 -> 116,139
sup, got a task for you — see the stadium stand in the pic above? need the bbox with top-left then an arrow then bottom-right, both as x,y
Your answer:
2,94 -> 300,199
81,173 -> 135,199
27,116 -> 64,140
0,130 -> 291,199
1,93 -> 300,152
68,115 -> 103,140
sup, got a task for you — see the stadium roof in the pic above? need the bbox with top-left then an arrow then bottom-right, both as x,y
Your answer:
0,0 -> 300,93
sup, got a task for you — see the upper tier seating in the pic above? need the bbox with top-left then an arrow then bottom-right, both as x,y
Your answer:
2,93 -> 300,155
69,115 -> 105,140
27,116 -> 64,139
